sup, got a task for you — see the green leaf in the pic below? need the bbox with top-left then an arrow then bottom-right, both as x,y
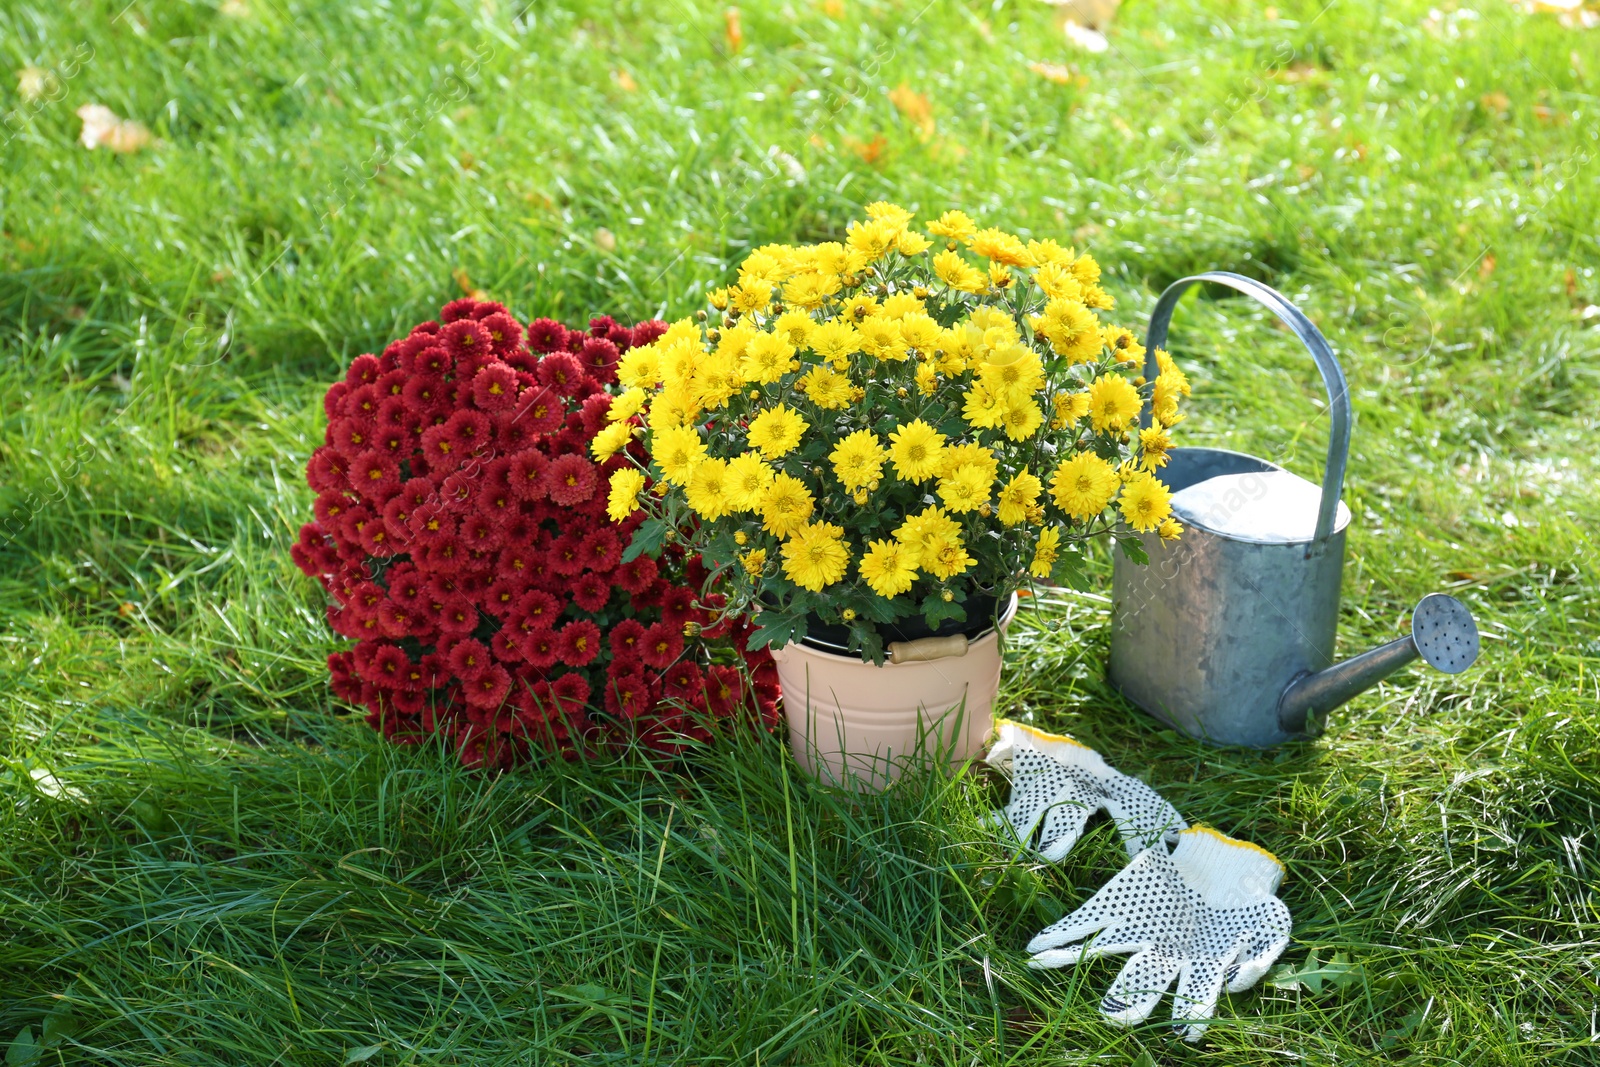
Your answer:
1130,1053 -> 1158,1067
1115,533 -> 1149,566
1050,547 -> 1091,591
343,1045 -> 384,1065
40,1000 -> 76,1046
5,1028 -> 38,1067
748,610 -> 802,651
620,518 -> 668,564
1266,952 -> 1365,996
919,593 -> 967,630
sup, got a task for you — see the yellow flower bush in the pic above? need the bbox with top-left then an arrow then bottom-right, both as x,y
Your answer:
609,204 -> 1186,660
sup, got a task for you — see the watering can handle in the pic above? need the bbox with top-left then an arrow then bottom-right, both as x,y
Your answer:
1142,271 -> 1353,544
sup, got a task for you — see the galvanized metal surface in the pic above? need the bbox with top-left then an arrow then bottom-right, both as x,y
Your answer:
1111,272 -> 1479,748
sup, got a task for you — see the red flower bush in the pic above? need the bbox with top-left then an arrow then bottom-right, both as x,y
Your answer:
292,298 -> 778,769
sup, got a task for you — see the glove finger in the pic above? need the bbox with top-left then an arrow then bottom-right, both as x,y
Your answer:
1100,948 -> 1184,1027
1171,957 -> 1227,1042
1101,779 -> 1187,858
1028,932 -> 1146,971
1035,798 -> 1097,862
1026,905 -> 1119,955
1225,899 -> 1293,992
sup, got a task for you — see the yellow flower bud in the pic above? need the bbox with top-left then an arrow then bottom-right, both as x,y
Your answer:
683,622 -> 701,637
842,608 -> 857,622
941,589 -> 954,602
734,530 -> 748,545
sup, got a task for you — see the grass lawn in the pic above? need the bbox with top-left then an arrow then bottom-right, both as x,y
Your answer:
2,0 -> 1598,1062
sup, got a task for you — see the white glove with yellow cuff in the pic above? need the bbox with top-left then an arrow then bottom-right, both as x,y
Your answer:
1027,826 -> 1293,1041
986,720 -> 1187,861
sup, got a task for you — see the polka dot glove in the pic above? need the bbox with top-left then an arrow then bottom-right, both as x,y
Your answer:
986,720 -> 1186,862
1027,826 -> 1293,1041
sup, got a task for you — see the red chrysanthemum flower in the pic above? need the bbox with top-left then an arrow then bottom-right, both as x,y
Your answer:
544,453 -> 598,506
303,302 -> 775,767
536,351 -> 586,397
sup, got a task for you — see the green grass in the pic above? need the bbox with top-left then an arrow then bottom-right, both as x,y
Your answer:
2,0 -> 1598,1062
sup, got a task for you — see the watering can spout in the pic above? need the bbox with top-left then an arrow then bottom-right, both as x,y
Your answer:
1277,594 -> 1480,736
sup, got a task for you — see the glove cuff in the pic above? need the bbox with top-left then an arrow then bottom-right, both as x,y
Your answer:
987,719 -> 1113,778
1170,826 -> 1285,908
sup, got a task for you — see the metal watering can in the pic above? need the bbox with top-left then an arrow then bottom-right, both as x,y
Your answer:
1108,272 -> 1481,747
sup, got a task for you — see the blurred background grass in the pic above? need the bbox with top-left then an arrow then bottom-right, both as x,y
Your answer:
1,0 -> 1596,1063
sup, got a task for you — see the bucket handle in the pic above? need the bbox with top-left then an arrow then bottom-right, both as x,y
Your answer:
1142,271 -> 1352,545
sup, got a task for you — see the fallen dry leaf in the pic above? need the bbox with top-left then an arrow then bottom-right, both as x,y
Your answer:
888,83 -> 935,140
613,69 -> 638,92
16,65 -> 53,103
1565,268 -> 1578,299
1532,103 -> 1569,124
76,104 -> 151,153
724,7 -> 744,53
1478,253 -> 1497,279
452,267 -> 489,301
843,133 -> 888,165
594,227 -> 617,253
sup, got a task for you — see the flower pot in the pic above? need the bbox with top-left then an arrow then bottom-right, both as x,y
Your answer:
770,595 -> 1019,791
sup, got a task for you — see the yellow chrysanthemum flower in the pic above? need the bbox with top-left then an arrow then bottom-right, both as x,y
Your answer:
922,533 -> 975,579
888,419 -> 946,483
1158,517 -> 1184,542
996,471 -> 1043,526
1151,372 -> 1186,427
653,425 -> 706,485
726,452 -> 775,511
740,332 -> 796,385
1118,471 -> 1173,533
1069,252 -> 1102,288
970,227 -> 1034,268
1032,296 -> 1101,364
799,364 -> 853,409
1155,347 -> 1191,394
781,521 -> 850,592
739,250 -> 784,287
829,430 -> 887,492
937,463 -> 993,514
607,387 -> 647,423
616,344 -> 662,389
858,316 -> 909,361
1138,426 -> 1172,470
729,280 -> 774,314
846,217 -> 900,261
809,241 -> 852,276
960,381 -> 1007,430
865,201 -> 915,228
1087,374 -> 1141,433
1029,525 -> 1062,578
1026,238 -> 1074,267
840,293 -> 880,322
978,347 -> 1046,399
607,468 -> 647,523
895,506 -> 962,556
715,322 -> 757,360
773,310 -> 815,348
590,421 -> 634,461
898,312 -> 941,352
880,292 -> 926,320
685,458 -> 735,520
1050,452 -> 1119,520
691,351 -> 743,410
741,547 -> 768,577
932,249 -> 987,293
1102,324 -> 1145,365
783,271 -> 841,309
1034,261 -> 1084,301
706,287 -> 730,311
760,472 -> 814,537
810,319 -> 861,366
915,363 -> 938,395
896,229 -> 932,255
746,404 -> 809,460
859,538 -> 919,598
1051,390 -> 1090,429
941,442 -> 999,482
924,209 -> 978,242
1001,398 -> 1044,441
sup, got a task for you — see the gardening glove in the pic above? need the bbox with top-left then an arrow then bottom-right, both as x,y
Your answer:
986,720 -> 1186,862
1027,826 -> 1292,1041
